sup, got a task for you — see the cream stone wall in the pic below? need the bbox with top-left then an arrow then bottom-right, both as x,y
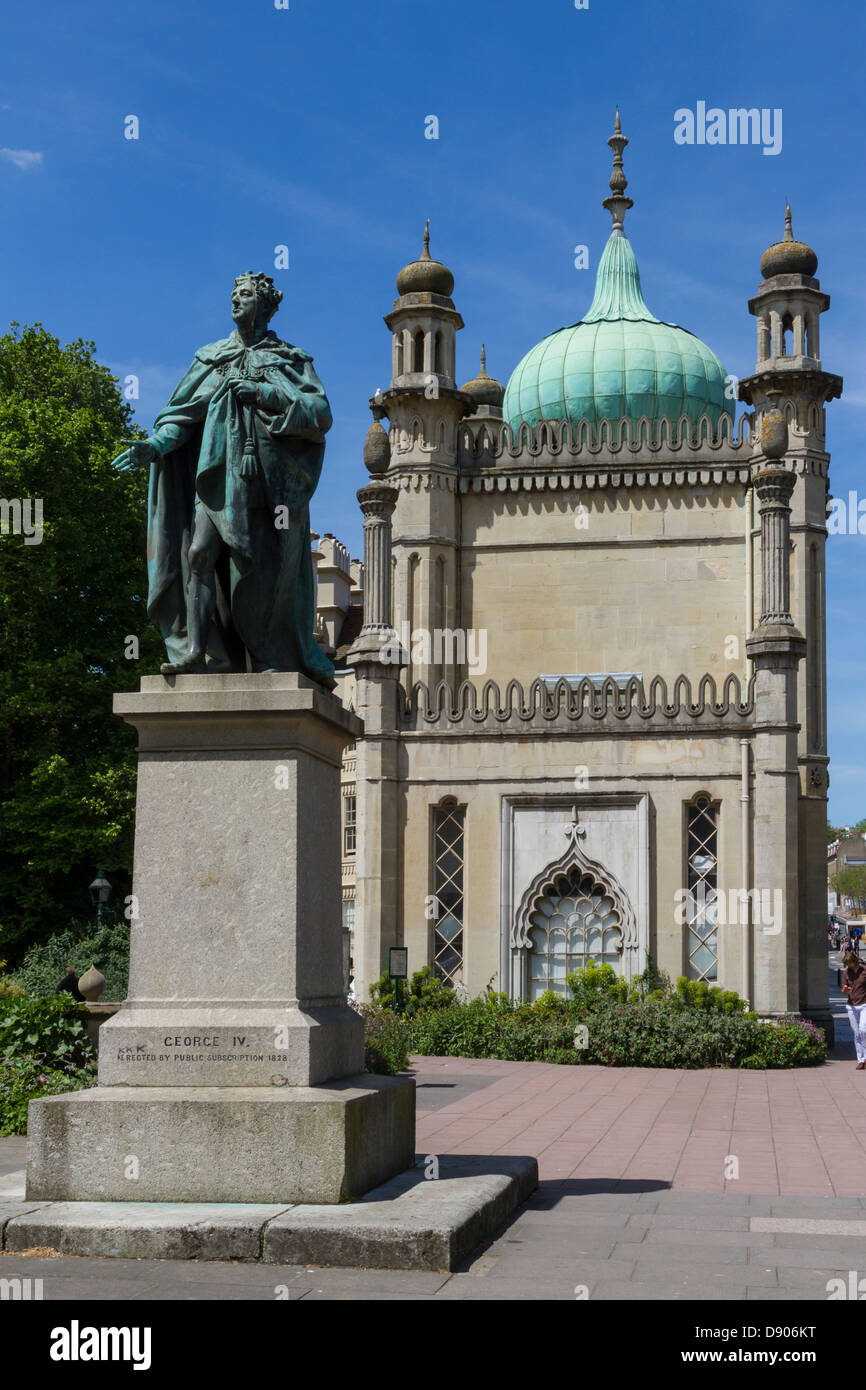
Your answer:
458,484 -> 749,687
394,727 -> 750,1000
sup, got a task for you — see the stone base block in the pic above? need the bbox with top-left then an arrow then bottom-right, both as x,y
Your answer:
5,1155 -> 537,1270
4,1202 -> 290,1262
263,1153 -> 538,1270
25,1076 -> 414,1205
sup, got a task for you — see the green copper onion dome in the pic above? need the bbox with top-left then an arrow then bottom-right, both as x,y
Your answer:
504,112 -> 732,435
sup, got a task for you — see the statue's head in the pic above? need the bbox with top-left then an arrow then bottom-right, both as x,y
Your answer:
231,271 -> 282,332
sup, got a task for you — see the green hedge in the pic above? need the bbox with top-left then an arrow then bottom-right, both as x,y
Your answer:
356,962 -> 827,1072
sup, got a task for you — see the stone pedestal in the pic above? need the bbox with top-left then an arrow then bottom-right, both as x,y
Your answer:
26,673 -> 415,1205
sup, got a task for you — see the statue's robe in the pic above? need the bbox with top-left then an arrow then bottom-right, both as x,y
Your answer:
145,328 -> 335,687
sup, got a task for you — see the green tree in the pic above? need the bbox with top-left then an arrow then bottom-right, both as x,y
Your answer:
0,323 -> 162,962
835,867 -> 866,907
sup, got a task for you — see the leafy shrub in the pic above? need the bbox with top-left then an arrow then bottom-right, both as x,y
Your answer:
369,965 -> 457,1016
672,976 -> 752,1017
402,992 -> 826,1070
9,921 -> 129,1001
0,977 -> 27,999
565,961 -> 629,1008
0,993 -> 94,1068
357,1004 -> 411,1074
407,994 -> 579,1063
0,1055 -> 96,1137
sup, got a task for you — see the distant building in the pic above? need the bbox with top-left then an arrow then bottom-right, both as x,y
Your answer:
828,831 -> 866,919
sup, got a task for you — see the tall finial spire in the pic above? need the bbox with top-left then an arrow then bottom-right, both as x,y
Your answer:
480,343 -> 487,375
602,108 -> 634,236
422,218 -> 431,260
784,203 -> 793,241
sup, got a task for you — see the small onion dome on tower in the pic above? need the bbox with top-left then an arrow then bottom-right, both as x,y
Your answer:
460,345 -> 505,409
396,219 -> 455,297
363,418 -> 390,475
760,204 -> 818,279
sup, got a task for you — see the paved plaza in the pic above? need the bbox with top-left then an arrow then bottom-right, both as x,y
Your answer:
1,960 -> 863,1301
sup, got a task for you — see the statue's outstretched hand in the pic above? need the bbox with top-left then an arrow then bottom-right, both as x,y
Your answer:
111,440 -> 159,472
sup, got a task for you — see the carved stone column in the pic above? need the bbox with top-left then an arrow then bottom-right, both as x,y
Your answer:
753,465 -> 802,636
347,480 -> 404,1005
357,482 -> 397,635
745,464 -> 805,1020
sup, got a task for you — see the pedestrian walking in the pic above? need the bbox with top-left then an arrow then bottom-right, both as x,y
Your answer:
842,951 -> 866,1069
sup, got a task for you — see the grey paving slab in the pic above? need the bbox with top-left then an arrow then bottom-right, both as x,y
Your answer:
626,1212 -> 751,1232
759,1263 -> 852,1290
298,1290 -> 439,1301
0,1254 -> 170,1281
0,1138 -> 26,1178
592,1280 -> 749,1301
431,1274 -> 585,1301
412,1073 -> 507,1111
136,1281 -> 315,1302
617,1256 -> 779,1287
490,1236 -> 620,1264
516,1209 -> 634,1230
641,1226 -> 777,1248
263,1266 -> 453,1293
614,1239 -> 749,1265
747,1287 -> 829,1301
446,1255 -> 639,1285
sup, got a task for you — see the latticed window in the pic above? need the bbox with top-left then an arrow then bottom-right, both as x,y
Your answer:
343,795 -> 356,855
432,802 -> 465,985
528,867 -> 623,1001
685,795 -> 718,982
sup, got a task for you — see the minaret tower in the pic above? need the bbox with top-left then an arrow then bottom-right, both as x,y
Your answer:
739,207 -> 842,1034
375,223 -> 473,692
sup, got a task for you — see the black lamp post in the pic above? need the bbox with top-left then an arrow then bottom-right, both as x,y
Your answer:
88,868 -> 113,927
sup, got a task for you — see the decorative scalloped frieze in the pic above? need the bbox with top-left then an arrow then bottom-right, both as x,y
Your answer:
400,673 -> 755,729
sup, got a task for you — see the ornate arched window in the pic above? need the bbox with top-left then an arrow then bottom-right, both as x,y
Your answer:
432,801 -> 465,985
413,329 -> 425,373
527,866 -> 624,1000
685,794 -> 719,982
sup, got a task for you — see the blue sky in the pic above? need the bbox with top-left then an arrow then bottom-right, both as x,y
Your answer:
2,0 -> 864,823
